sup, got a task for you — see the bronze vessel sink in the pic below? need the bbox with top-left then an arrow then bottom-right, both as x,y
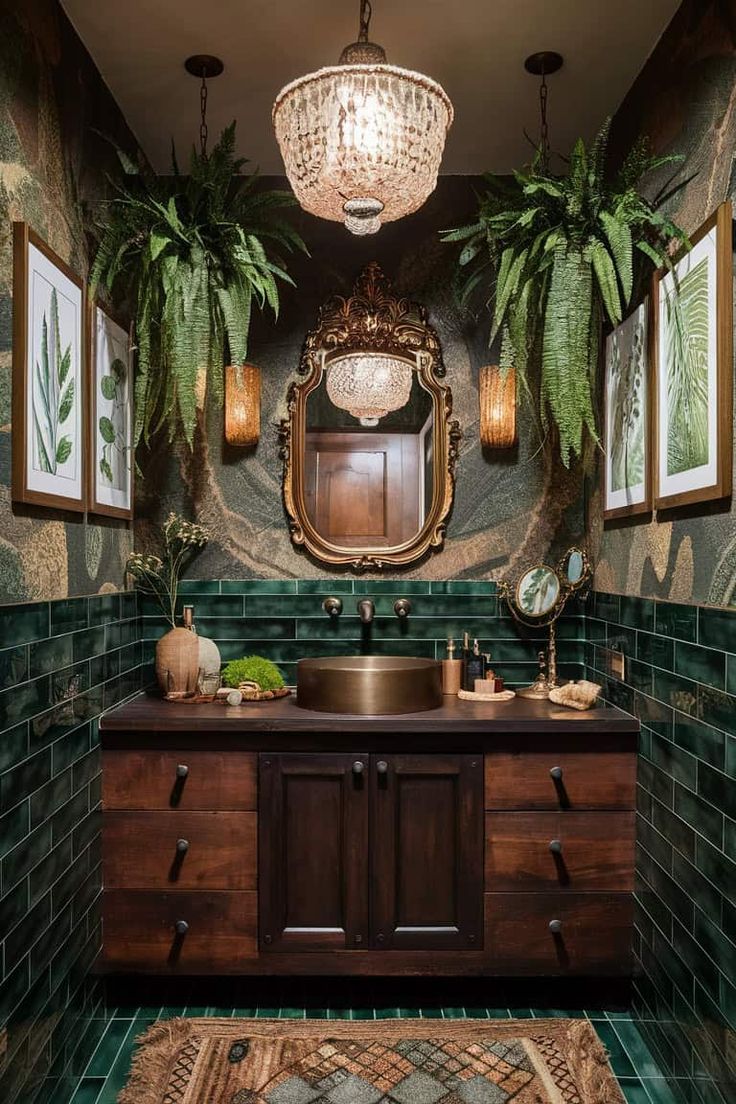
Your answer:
296,656 -> 443,715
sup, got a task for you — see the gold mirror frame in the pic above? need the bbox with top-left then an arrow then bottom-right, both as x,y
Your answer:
513,563 -> 562,621
557,546 -> 591,592
280,263 -> 461,570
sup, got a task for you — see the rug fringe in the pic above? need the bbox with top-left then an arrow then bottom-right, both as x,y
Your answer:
569,1021 -> 626,1104
117,1018 -> 196,1104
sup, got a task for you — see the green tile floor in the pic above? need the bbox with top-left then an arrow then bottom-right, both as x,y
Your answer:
66,993 -> 679,1104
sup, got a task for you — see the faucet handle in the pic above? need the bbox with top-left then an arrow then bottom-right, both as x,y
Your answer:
322,597 -> 343,618
393,599 -> 412,619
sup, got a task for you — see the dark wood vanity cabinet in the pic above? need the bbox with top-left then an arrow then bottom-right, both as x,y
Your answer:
258,752 -> 483,954
99,695 -> 638,977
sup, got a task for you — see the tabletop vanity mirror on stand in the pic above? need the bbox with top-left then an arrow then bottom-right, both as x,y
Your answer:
499,547 -> 592,698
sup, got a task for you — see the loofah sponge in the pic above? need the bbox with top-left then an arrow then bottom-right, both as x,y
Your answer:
549,679 -> 602,711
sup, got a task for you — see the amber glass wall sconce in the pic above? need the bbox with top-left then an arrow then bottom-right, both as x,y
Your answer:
225,364 -> 261,447
479,365 -> 517,449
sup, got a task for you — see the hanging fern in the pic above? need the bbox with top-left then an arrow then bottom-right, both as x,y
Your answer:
442,120 -> 691,465
90,122 -> 307,447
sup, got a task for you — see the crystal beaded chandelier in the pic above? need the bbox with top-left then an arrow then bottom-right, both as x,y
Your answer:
326,352 -> 413,425
272,0 -> 453,235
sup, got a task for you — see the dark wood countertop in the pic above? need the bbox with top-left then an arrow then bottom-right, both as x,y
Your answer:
100,691 -> 639,747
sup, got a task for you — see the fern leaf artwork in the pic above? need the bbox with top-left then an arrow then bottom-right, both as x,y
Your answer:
33,289 -> 74,475
607,304 -> 647,495
91,122 -> 307,448
663,257 -> 710,477
442,120 -> 689,465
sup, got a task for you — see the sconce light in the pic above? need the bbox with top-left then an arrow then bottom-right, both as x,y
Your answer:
479,365 -> 517,449
225,364 -> 261,447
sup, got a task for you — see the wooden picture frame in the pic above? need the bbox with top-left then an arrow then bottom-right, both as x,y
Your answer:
87,299 -> 134,519
12,223 -> 86,512
653,200 -> 733,510
603,295 -> 653,521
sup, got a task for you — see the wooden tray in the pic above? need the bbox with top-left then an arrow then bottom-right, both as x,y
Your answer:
165,687 -> 292,705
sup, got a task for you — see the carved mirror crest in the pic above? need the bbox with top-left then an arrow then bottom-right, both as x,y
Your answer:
280,263 -> 460,569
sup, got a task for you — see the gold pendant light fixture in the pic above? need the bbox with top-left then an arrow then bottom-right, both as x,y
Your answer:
272,0 -> 453,235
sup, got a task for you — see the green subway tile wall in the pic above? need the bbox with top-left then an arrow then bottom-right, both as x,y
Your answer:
4,582 -> 735,1104
586,592 -> 736,1104
152,579 -> 587,688
0,592 -> 144,1104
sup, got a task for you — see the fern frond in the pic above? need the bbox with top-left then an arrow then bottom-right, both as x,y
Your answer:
441,118 -> 689,464
91,121 -> 306,447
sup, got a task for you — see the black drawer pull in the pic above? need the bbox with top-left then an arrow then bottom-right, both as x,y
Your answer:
176,764 -> 189,779
548,919 -> 562,934
176,839 -> 189,855
174,919 -> 189,936
548,839 -> 562,854
549,766 -> 563,781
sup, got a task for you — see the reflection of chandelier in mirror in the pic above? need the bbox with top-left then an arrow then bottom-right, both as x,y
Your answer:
326,353 -> 413,426
272,0 -> 453,235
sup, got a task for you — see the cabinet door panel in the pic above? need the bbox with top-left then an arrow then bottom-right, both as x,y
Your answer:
371,754 -> 483,949
259,753 -> 369,951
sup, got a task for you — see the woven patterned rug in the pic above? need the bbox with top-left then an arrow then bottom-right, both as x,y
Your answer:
118,1018 -> 625,1104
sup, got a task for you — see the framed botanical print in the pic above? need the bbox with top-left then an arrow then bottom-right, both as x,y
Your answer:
87,301 -> 134,519
603,297 -> 652,520
653,200 -> 733,510
12,223 -> 86,511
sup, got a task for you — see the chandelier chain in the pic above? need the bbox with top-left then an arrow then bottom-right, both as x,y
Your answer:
359,0 -> 372,42
539,69 -> 550,169
200,67 -> 209,159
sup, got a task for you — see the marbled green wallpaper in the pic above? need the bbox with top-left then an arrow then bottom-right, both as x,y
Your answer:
135,177 -> 585,580
592,0 -> 736,608
0,0 -> 139,604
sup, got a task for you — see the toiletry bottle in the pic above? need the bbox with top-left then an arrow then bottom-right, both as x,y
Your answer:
465,638 -> 484,689
442,638 -> 463,695
461,632 -> 470,689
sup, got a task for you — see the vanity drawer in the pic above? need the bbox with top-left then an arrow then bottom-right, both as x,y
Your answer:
485,893 -> 633,974
104,811 -> 257,890
103,890 -> 258,970
485,811 -> 635,891
102,751 -> 257,810
485,752 -> 636,810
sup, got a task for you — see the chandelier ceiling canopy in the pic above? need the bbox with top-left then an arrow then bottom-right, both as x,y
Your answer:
272,0 -> 453,235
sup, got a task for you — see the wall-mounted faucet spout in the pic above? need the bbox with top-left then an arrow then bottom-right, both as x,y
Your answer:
357,598 -> 375,624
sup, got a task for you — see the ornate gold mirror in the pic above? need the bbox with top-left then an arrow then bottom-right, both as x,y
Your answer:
280,264 -> 460,569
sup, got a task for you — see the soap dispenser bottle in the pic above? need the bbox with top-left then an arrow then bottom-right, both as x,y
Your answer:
465,638 -> 485,690
442,638 -> 463,695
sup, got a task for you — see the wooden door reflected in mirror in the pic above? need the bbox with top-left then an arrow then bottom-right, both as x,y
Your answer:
280,265 -> 460,570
